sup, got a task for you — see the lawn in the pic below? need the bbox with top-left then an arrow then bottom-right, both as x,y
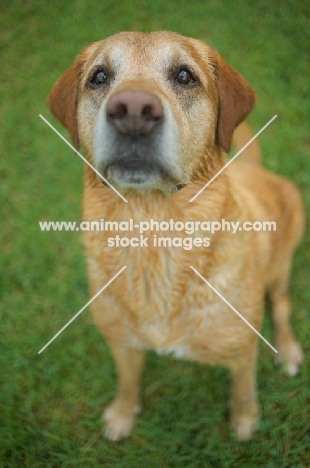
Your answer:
0,0 -> 309,466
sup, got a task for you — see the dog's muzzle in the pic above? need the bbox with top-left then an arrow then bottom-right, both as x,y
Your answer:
94,89 -> 187,193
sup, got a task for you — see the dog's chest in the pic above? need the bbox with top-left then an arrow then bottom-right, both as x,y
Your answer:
86,242 -> 252,364
83,188 -> 259,364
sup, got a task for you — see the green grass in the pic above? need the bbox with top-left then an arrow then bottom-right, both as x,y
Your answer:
1,0 -> 309,466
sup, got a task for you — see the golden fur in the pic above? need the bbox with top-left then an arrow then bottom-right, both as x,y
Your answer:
48,31 -> 304,441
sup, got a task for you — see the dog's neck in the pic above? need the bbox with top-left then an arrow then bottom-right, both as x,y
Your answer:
83,143 -> 226,207
82,147 -> 232,229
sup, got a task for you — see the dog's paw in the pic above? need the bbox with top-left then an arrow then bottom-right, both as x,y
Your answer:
231,414 -> 259,441
275,341 -> 303,377
230,401 -> 260,442
102,399 -> 140,441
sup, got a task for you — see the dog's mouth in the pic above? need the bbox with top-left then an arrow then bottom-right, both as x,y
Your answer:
100,153 -> 185,192
113,155 -> 151,172
106,154 -> 161,188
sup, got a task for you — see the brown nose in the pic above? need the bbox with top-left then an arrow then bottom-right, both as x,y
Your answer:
106,90 -> 164,137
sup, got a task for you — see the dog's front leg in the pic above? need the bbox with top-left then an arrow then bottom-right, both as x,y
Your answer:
103,345 -> 145,441
229,344 -> 260,441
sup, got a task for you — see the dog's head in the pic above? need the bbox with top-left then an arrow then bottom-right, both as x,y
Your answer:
48,31 -> 255,194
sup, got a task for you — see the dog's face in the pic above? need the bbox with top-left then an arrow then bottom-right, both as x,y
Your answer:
48,31 -> 255,194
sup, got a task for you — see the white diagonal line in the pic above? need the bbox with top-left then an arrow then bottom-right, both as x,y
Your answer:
39,114 -> 128,203
190,266 -> 278,353
38,266 -> 127,354
189,115 -> 277,202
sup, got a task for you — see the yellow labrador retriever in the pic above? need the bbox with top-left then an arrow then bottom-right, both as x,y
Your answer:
48,31 -> 304,441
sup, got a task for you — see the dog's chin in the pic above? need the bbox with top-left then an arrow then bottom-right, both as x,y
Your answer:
101,161 -> 186,194
107,162 -> 161,190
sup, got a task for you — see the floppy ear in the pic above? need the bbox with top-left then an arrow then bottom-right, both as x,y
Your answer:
214,53 -> 256,153
47,55 -> 85,149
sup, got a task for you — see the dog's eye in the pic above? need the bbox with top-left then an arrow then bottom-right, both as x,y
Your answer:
176,68 -> 195,85
90,70 -> 108,85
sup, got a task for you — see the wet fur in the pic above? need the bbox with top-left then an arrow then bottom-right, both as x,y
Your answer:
48,31 -> 304,441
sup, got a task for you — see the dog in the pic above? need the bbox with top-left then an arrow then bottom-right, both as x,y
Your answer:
47,31 -> 304,441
